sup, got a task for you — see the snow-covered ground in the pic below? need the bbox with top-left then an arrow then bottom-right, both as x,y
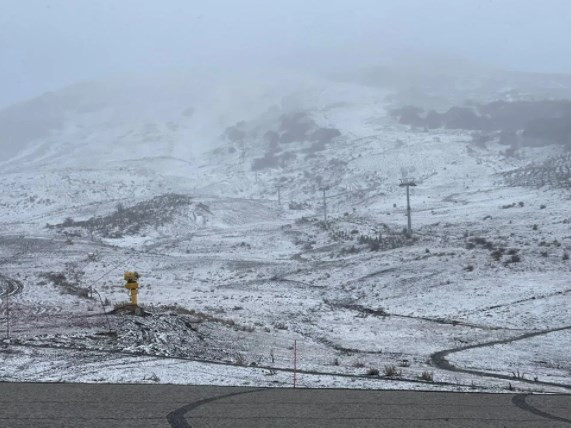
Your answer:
0,76 -> 569,393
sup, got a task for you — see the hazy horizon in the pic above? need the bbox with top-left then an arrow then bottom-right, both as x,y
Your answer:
2,0 -> 571,108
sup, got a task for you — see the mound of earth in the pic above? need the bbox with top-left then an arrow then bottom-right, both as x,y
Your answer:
53,193 -> 212,238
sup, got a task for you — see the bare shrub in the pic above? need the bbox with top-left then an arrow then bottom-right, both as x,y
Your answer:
419,371 -> 434,382
383,364 -> 402,378
491,248 -> 504,261
366,368 -> 380,376
512,369 -> 526,380
242,325 -> 255,332
146,372 -> 160,382
273,321 -> 288,330
235,354 -> 246,366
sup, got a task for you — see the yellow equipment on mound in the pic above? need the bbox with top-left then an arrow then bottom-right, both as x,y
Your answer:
124,271 -> 140,306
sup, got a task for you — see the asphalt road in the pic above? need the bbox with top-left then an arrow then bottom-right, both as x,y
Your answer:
0,383 -> 569,427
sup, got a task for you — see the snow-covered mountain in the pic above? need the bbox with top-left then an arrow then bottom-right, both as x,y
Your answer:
0,69 -> 335,169
4,58 -> 571,170
1,63 -> 570,392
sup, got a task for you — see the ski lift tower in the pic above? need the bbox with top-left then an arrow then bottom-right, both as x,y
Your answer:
399,178 -> 417,236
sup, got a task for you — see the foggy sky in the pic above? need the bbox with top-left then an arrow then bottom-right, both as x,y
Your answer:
2,0 -> 571,108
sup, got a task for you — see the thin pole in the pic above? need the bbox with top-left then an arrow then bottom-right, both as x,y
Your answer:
293,339 -> 297,389
406,185 -> 411,234
6,290 -> 9,344
322,189 -> 327,222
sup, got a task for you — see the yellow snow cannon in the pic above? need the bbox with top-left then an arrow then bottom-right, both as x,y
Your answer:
123,271 -> 140,306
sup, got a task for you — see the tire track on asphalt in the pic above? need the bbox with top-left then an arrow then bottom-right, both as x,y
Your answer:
512,394 -> 571,424
166,388 -> 263,428
431,325 -> 571,390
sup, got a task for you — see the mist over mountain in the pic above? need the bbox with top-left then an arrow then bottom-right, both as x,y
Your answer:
3,55 -> 571,169
0,69 -> 333,166
1,1 -> 570,400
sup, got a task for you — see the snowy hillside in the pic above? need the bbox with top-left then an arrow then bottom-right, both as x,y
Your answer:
0,69 -> 570,393
0,70 -> 342,170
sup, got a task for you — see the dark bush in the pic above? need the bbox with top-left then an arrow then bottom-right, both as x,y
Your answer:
443,107 -> 484,130
390,106 -> 424,127
491,249 -> 503,261
279,112 -> 315,139
419,371 -> 434,382
279,151 -> 297,166
383,365 -> 402,378
264,130 -> 279,146
307,141 -> 326,153
425,110 -> 443,129
252,153 -> 279,170
509,254 -> 521,263
224,125 -> 246,142
393,100 -> 571,149
309,127 -> 341,143
369,241 -> 381,252
366,368 -> 380,376
279,131 -> 297,144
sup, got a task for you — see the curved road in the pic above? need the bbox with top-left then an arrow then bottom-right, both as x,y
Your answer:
0,383 -> 569,427
431,325 -> 571,390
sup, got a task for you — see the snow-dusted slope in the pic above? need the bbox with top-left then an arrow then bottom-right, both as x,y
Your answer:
0,68 -> 570,392
0,70 -> 357,171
